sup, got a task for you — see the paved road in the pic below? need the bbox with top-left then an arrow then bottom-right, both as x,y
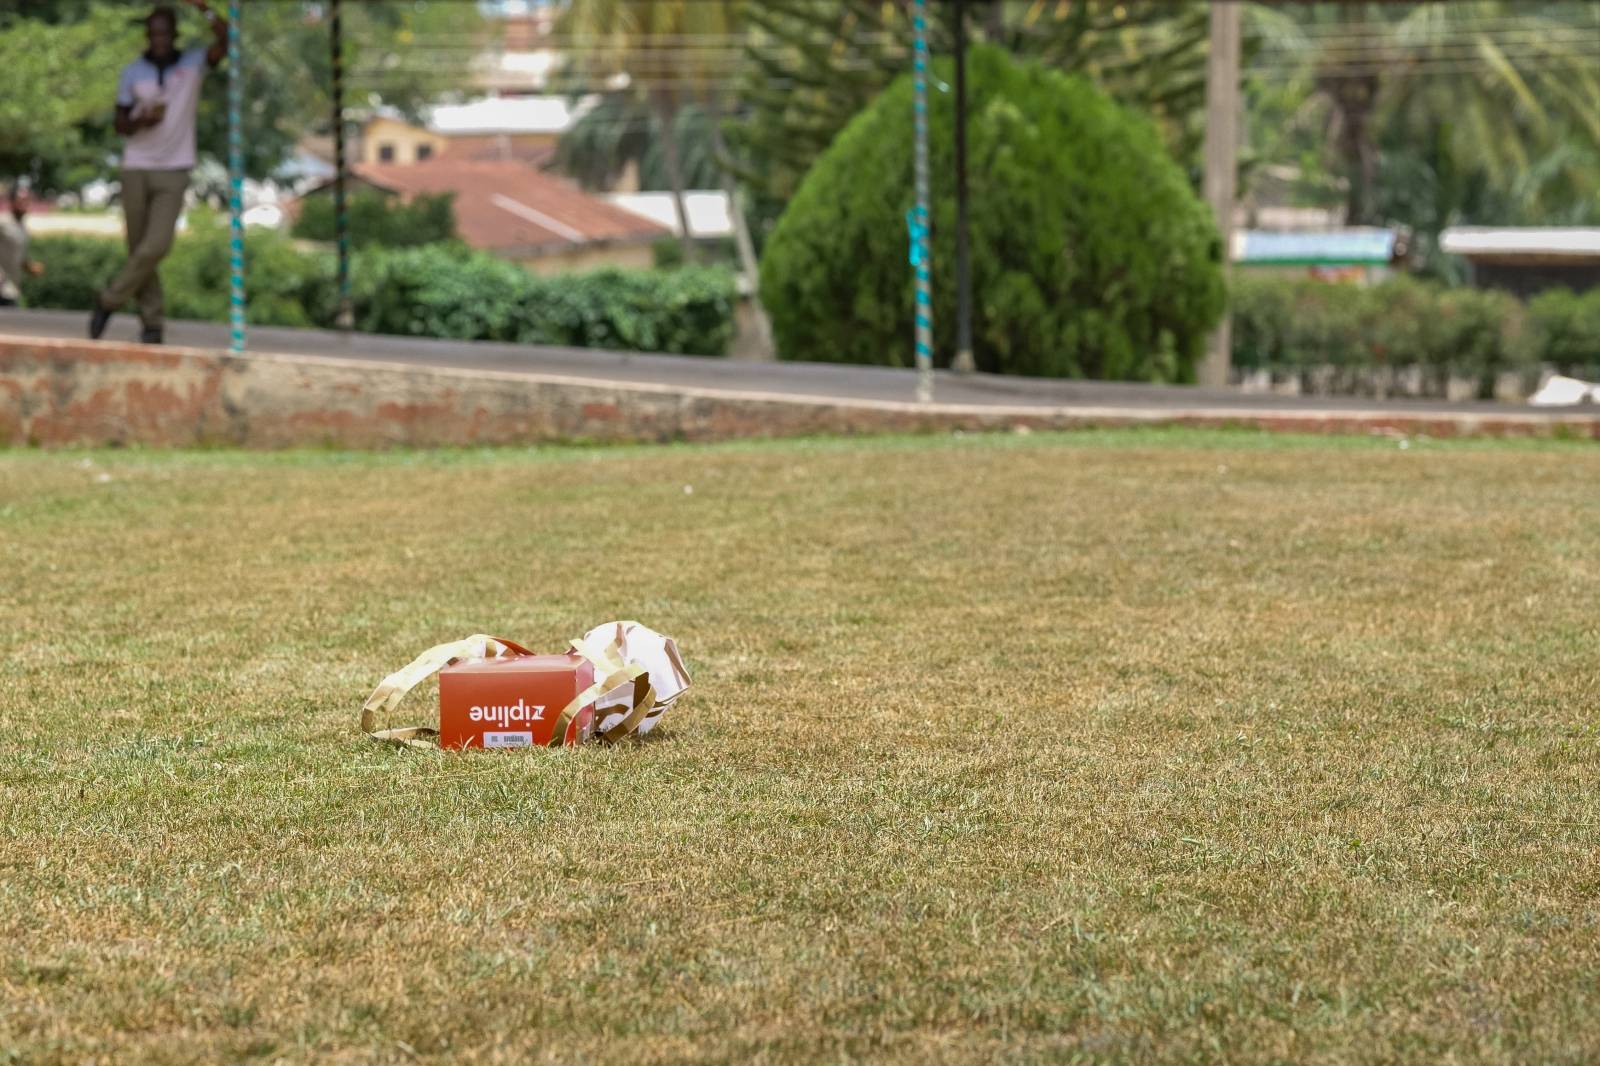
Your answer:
2,307 -> 1585,418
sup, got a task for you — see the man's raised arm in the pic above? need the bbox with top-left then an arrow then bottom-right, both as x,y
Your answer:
184,0 -> 228,67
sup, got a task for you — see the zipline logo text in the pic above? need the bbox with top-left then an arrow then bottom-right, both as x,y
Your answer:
468,699 -> 547,728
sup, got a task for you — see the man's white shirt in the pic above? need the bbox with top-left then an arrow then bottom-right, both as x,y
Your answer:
116,46 -> 209,170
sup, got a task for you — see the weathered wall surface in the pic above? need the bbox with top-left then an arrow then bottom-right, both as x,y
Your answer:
2,336 -> 1596,448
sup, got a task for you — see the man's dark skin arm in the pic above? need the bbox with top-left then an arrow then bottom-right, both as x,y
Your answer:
114,105 -> 161,138
188,0 -> 228,67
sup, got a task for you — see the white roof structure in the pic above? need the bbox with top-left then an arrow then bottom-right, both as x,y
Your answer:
1440,228 -> 1600,259
426,95 -> 595,137
495,51 -> 557,80
606,192 -> 734,239
1231,227 -> 1396,265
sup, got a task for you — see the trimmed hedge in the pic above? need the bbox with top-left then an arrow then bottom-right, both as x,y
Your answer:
760,44 -> 1225,381
348,243 -> 735,354
20,222 -> 736,356
1228,275 -> 1600,379
1527,287 -> 1600,372
290,190 -> 457,250
162,212 -> 331,328
18,234 -> 125,312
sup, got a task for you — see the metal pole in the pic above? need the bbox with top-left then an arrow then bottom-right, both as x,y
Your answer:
952,0 -> 975,374
1200,0 -> 1241,388
331,0 -> 353,330
911,0 -> 934,403
226,0 -> 245,353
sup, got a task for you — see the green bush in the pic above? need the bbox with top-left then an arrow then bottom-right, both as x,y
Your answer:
349,244 -> 737,355
19,226 -> 736,355
652,236 -> 738,270
1231,275 -> 1535,383
18,235 -> 125,310
291,190 -> 457,250
1231,278 -> 1371,369
1527,288 -> 1600,372
162,210 -> 333,327
759,44 -> 1224,381
538,265 -> 737,354
1430,286 -> 1528,380
349,243 -> 533,341
20,221 -> 330,327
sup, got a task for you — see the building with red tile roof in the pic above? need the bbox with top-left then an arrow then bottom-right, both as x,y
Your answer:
302,158 -> 668,274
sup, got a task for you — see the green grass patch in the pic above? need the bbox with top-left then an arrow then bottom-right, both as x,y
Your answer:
2,431 -> 1599,1062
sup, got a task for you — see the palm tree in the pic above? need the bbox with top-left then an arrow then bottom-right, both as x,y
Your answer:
1380,2 -> 1600,222
1252,1 -> 1600,225
557,0 -> 745,262
552,94 -> 722,193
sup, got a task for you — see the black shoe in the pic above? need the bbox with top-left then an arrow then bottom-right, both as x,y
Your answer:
89,303 -> 113,340
139,327 -> 163,345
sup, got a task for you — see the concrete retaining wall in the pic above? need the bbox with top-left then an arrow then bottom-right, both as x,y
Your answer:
1232,364 -> 1556,403
3,335 -> 1597,448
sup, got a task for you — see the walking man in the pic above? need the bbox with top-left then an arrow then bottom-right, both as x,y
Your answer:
90,0 -> 228,344
0,184 -> 45,307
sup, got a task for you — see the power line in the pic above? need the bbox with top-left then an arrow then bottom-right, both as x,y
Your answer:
1253,15 -> 1600,42
350,30 -> 1600,65
1253,35 -> 1600,60
1246,44 -> 1600,70
351,45 -> 1600,81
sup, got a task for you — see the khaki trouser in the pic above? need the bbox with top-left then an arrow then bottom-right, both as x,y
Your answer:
101,168 -> 189,329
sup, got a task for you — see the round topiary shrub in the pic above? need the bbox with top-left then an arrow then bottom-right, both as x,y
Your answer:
759,45 -> 1225,381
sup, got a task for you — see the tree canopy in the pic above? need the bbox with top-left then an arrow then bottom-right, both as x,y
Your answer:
731,0 -> 1211,238
760,45 -> 1224,381
1241,0 -> 1600,242
554,0 -> 744,259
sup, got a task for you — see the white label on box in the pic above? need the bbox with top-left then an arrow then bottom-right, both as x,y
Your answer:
484,732 -> 534,748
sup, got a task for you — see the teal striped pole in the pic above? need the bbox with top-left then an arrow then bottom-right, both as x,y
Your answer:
331,0 -> 353,329
226,0 -> 245,353
911,0 -> 933,403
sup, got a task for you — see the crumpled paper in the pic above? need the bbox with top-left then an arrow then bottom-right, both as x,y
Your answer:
576,620 -> 691,740
361,621 -> 690,749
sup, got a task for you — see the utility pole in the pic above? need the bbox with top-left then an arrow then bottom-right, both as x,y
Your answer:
331,0 -> 353,331
910,0 -> 934,403
1200,0 -> 1241,389
952,0 -> 975,374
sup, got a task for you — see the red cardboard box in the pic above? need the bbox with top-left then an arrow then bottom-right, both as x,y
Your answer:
438,654 -> 597,749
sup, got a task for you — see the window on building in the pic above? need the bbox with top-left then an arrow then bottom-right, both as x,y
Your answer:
416,144 -> 434,162
378,143 -> 396,163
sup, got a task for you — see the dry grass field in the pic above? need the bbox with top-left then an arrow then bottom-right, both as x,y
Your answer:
2,430 -> 1598,1063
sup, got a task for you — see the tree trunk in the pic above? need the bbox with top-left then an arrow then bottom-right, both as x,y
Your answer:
1349,91 -> 1379,226
710,112 -> 775,360
1325,74 -> 1380,225
653,93 -> 696,263
1325,3 -> 1381,225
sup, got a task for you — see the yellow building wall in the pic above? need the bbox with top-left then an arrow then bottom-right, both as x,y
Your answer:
515,243 -> 656,276
360,117 -> 448,167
